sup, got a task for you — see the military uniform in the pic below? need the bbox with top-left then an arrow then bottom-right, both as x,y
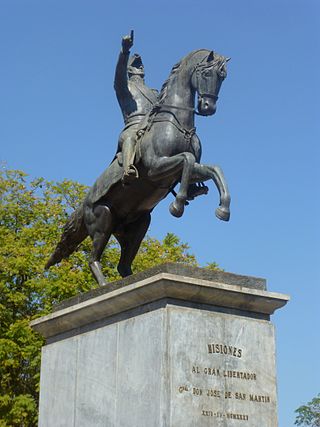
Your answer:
114,49 -> 158,182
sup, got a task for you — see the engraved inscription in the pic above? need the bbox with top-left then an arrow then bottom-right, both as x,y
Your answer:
223,370 -> 256,380
206,389 -> 221,398
249,394 -> 270,403
192,365 -> 257,381
178,386 -> 271,404
192,387 -> 202,396
208,343 -> 243,358
202,410 -> 249,421
175,335 -> 276,425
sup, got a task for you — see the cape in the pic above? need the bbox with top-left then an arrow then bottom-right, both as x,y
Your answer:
86,157 -> 123,205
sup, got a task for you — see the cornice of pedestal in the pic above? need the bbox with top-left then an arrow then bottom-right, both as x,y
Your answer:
30,265 -> 289,339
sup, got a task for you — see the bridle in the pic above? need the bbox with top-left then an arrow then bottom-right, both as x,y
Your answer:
137,53 -> 227,147
193,56 -> 226,102
154,56 -> 225,115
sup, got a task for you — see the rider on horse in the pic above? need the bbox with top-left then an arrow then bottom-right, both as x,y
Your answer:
46,44 -> 230,285
114,30 -> 158,184
114,31 -> 209,200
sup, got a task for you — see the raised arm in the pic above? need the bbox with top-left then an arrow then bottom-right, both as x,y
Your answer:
114,30 -> 134,95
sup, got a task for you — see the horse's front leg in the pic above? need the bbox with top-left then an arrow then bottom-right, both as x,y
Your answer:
148,153 -> 195,217
191,163 -> 231,221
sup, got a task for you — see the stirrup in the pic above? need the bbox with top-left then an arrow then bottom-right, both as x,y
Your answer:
122,165 -> 139,185
187,183 -> 209,201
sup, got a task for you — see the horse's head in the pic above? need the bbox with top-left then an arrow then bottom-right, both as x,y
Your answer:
191,51 -> 229,116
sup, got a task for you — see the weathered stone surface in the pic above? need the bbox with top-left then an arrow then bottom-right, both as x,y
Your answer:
168,305 -> 277,426
75,325 -> 118,426
30,269 -> 287,340
53,263 -> 267,312
38,308 -> 167,427
38,337 -> 77,426
34,268 -> 289,426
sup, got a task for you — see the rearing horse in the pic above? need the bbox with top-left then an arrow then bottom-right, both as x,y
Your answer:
46,49 -> 231,286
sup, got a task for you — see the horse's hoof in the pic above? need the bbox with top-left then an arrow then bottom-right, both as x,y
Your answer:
215,206 -> 230,222
169,201 -> 184,218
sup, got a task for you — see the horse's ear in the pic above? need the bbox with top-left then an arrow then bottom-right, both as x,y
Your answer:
207,51 -> 214,62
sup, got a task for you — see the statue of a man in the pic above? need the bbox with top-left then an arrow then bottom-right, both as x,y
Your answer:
114,31 -> 158,184
113,32 -> 208,202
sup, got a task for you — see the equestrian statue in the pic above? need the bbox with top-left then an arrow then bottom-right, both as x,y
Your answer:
46,31 -> 231,286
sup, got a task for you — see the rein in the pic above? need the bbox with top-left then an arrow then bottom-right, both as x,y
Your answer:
154,57 -> 220,116
147,104 -> 196,141
152,115 -> 196,141
153,103 -> 200,115
140,53 -> 222,139
193,54 -> 222,102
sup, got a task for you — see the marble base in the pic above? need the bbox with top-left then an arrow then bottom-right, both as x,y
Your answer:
31,263 -> 289,426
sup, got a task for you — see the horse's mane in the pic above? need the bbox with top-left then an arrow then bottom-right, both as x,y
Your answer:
159,49 -> 210,103
159,61 -> 182,102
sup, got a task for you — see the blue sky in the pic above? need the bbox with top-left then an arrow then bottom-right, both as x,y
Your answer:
1,0 -> 319,425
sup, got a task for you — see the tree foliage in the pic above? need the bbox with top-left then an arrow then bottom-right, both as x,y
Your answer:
0,169 -> 216,426
295,395 -> 320,426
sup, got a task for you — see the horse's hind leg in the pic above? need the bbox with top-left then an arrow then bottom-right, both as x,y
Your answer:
191,163 -> 231,221
85,204 -> 114,286
114,212 -> 151,277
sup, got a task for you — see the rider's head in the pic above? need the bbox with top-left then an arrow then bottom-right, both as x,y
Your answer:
128,54 -> 145,79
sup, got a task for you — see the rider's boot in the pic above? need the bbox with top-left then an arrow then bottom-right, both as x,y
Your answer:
122,139 -> 139,185
122,164 -> 139,185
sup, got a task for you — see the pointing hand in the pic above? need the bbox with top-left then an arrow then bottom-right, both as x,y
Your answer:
122,30 -> 134,53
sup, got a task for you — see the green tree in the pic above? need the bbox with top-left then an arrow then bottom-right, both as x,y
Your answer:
295,395 -> 320,426
0,169 -> 216,426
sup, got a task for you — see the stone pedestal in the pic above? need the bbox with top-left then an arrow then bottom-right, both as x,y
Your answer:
31,263 -> 289,427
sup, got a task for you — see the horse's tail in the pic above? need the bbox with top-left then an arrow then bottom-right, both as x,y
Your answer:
45,205 -> 88,269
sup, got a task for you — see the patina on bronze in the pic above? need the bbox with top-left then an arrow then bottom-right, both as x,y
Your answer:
46,32 -> 231,286
113,31 -> 207,199
114,31 -> 159,184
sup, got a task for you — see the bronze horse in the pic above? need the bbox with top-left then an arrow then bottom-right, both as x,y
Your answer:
46,49 -> 231,286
